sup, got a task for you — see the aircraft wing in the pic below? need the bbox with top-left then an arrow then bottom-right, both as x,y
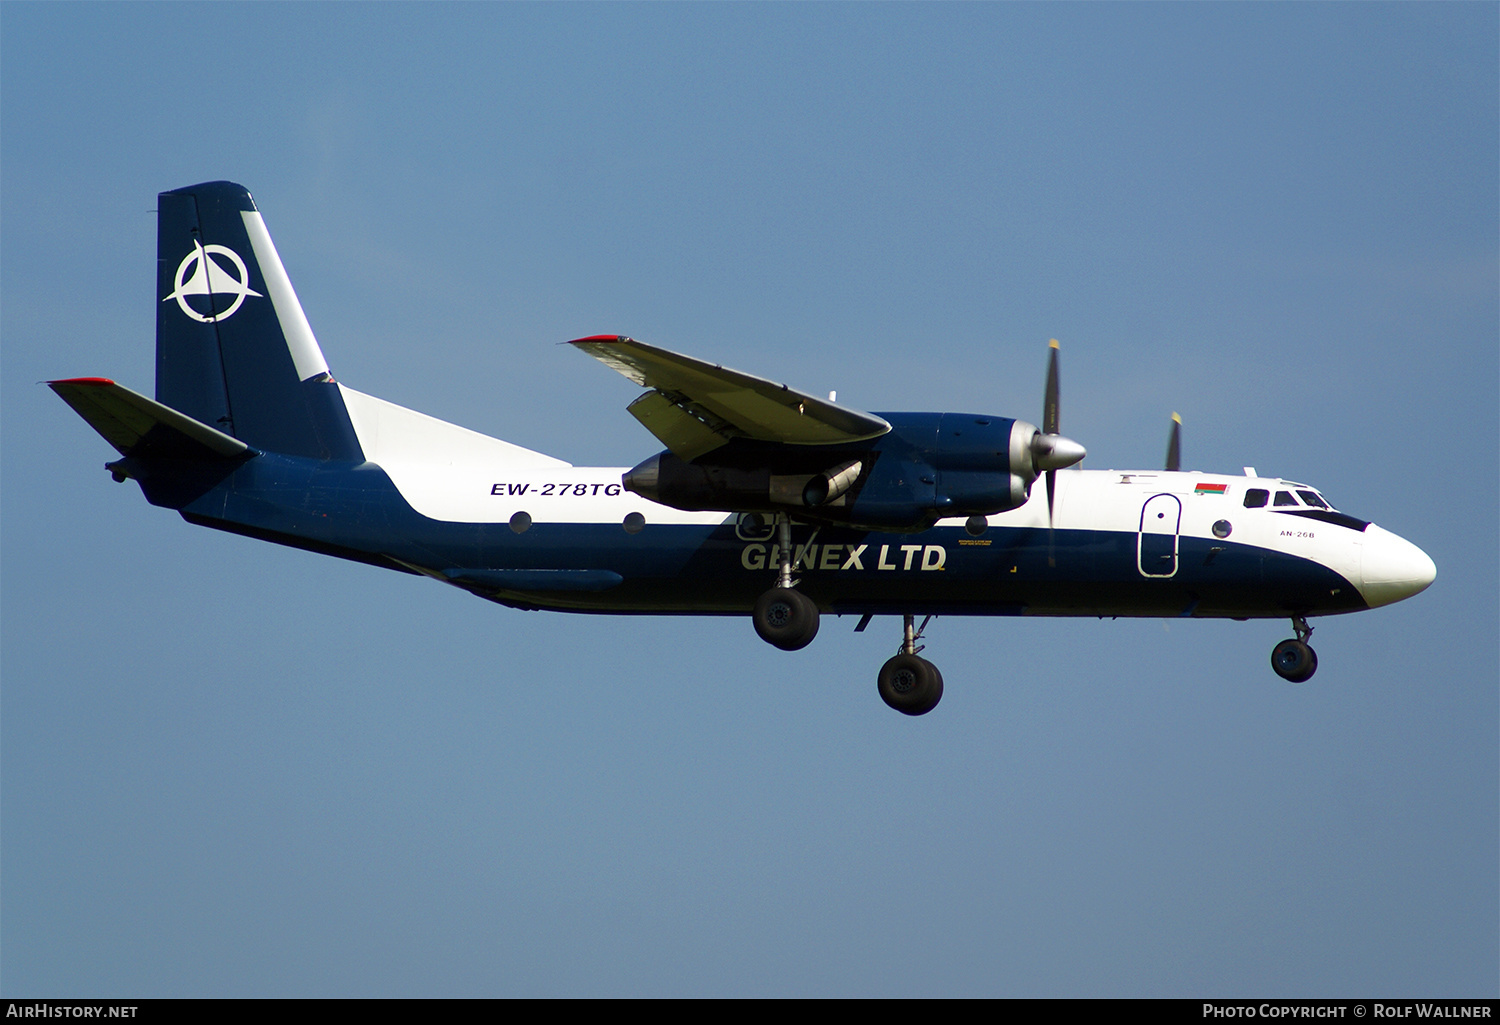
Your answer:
569,335 -> 891,460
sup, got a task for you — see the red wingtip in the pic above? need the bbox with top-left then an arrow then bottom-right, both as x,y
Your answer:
567,335 -> 626,344
48,377 -> 116,386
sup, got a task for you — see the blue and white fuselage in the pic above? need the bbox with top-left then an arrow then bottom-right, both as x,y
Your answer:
175,395 -> 1434,622
50,181 -> 1434,715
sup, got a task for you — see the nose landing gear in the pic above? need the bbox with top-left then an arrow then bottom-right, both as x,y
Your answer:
1271,615 -> 1318,683
878,614 -> 943,715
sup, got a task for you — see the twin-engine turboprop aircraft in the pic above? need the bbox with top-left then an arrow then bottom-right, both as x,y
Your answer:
51,182 -> 1436,715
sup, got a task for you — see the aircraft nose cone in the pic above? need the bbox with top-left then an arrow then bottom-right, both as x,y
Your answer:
1359,524 -> 1436,608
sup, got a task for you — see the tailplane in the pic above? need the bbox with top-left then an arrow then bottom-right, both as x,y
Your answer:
48,377 -> 253,507
155,181 -> 362,461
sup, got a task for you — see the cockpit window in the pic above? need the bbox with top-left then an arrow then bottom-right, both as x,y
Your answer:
1297,490 -> 1329,510
1273,490 -> 1299,507
1243,489 -> 1269,508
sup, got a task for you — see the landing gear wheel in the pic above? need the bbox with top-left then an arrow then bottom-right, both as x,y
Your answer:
753,588 -> 820,651
1271,638 -> 1318,682
878,653 -> 944,715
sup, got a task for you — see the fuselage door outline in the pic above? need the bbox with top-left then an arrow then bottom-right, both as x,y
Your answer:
1138,492 -> 1182,578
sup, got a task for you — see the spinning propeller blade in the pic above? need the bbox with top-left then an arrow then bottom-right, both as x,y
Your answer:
1030,339 -> 1086,565
1030,339 -> 1086,519
1044,342 -> 1061,565
1042,339 -> 1060,437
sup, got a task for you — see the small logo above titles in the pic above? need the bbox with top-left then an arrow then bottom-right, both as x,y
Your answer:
163,241 -> 262,322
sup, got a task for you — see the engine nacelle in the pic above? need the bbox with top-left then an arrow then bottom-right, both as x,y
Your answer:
934,469 -> 1029,515
623,452 -> 870,512
619,411 -> 1082,531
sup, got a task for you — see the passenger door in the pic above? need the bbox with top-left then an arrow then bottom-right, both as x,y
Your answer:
1138,493 -> 1182,578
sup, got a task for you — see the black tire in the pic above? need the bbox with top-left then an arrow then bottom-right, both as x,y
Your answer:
1271,638 -> 1318,683
752,588 -> 820,651
878,653 -> 944,715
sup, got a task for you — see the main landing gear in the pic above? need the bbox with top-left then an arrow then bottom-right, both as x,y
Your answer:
878,614 -> 943,716
750,516 -> 942,715
752,588 -> 819,650
751,515 -> 819,651
1271,615 -> 1318,683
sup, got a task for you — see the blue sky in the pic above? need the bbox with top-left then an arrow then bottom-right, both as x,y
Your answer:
3,2 -> 1495,997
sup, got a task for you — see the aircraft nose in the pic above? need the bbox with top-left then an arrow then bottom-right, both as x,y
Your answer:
1359,524 -> 1436,608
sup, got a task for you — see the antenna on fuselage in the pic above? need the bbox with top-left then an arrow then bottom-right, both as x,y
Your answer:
1165,412 -> 1181,472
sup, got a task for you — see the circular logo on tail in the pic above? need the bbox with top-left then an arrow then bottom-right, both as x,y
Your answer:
163,241 -> 263,323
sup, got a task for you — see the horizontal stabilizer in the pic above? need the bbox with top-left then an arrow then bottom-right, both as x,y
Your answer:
50,377 -> 254,507
570,335 -> 891,458
48,378 -> 252,460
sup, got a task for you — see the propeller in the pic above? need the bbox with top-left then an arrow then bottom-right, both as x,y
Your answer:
1031,340 -> 1087,515
1043,339 -> 1061,436
1165,412 -> 1181,472
1030,339 -> 1087,564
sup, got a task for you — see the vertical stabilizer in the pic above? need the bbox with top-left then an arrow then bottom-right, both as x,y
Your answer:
155,181 -> 362,461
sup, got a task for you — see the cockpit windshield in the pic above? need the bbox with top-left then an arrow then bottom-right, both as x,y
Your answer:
1247,483 -> 1363,529
1243,485 -> 1337,511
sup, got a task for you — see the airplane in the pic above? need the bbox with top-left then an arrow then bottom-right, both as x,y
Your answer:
50,181 -> 1437,716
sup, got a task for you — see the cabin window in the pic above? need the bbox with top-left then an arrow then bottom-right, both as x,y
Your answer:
1297,490 -> 1329,509
1273,491 -> 1299,506
1243,489 -> 1269,508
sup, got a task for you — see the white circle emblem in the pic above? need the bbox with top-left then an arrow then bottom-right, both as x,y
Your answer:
162,241 -> 263,323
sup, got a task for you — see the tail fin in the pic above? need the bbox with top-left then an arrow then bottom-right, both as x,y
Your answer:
155,181 -> 362,461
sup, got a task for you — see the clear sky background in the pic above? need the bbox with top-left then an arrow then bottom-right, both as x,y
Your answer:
3,2 -> 1495,998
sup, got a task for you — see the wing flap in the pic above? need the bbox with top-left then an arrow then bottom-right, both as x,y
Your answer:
570,336 -> 890,457
625,391 -> 731,462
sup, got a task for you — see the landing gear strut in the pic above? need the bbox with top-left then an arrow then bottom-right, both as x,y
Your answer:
752,515 -> 820,651
1271,615 -> 1318,683
878,614 -> 943,715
